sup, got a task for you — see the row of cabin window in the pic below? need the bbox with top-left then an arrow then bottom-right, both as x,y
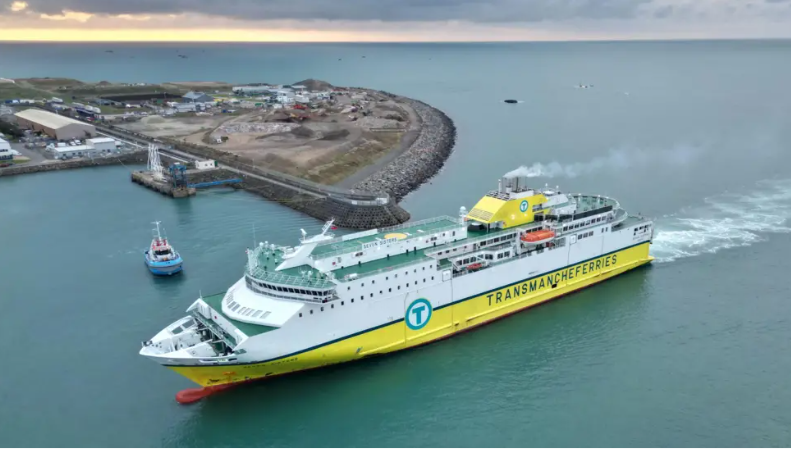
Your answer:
562,216 -> 606,232
346,265 -> 434,290
303,276 -> 437,317
577,231 -> 594,240
252,279 -> 331,297
634,224 -> 651,234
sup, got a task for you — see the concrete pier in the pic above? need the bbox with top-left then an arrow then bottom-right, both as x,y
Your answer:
131,171 -> 196,198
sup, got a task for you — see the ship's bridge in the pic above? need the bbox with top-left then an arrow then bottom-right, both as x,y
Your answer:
466,176 -> 570,230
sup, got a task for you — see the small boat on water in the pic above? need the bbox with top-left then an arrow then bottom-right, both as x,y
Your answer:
144,221 -> 183,276
504,99 -> 518,104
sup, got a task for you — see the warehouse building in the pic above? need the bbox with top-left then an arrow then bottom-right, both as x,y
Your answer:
14,109 -> 96,141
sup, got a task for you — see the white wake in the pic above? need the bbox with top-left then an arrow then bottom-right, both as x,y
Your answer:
650,178 -> 791,262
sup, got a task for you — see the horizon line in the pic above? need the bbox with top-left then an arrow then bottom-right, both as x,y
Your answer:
1,36 -> 790,44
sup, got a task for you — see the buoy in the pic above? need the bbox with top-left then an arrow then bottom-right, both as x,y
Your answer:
175,384 -> 233,404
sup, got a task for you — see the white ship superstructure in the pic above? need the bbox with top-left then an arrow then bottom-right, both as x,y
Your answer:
141,175 -> 654,393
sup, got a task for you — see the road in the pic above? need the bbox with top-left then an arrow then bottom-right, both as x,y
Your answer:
11,142 -> 48,165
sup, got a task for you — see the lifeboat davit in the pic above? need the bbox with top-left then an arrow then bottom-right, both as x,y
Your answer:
521,229 -> 555,244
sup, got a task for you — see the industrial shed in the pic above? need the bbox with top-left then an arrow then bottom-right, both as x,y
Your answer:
14,109 -> 96,140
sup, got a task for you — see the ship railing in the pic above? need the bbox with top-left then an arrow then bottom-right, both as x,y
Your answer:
190,308 -> 237,349
426,223 -> 543,258
246,266 -> 335,289
568,193 -> 621,212
245,275 -> 338,303
378,215 -> 459,234
311,222 -> 462,261
451,238 -> 566,279
335,257 -> 433,282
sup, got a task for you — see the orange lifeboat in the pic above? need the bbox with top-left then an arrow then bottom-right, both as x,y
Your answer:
521,229 -> 555,244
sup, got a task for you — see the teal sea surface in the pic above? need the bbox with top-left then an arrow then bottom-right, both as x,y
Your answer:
1,41 -> 791,447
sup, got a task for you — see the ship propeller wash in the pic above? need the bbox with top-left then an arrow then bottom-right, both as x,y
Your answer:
140,175 -> 654,401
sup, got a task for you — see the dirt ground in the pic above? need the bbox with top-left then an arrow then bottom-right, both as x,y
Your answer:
117,89 -> 418,184
118,115 -> 231,138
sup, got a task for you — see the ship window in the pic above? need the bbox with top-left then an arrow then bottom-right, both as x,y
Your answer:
395,274 -> 398,278
453,231 -> 456,236
431,276 -> 435,280
331,304 -> 334,309
422,267 -> 425,271
380,290 -> 382,294
341,301 -> 344,305
398,286 -> 401,290
347,287 -> 350,290
405,271 -> 408,275
386,276 -> 389,280
299,313 -> 302,317
407,283 -> 410,287
352,299 -> 354,303
252,311 -> 262,318
321,307 -> 324,312
370,293 -> 373,298
389,288 -> 392,292
360,296 -> 363,301
310,310 -> 313,314
372,280 -> 375,284
414,269 -> 417,273
430,265 -> 433,268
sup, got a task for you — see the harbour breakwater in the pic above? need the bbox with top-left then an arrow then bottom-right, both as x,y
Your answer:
110,92 -> 456,229
353,97 -> 457,202
13,90 -> 456,229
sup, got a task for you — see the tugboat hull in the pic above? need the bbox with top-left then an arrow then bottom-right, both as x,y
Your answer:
145,251 -> 183,275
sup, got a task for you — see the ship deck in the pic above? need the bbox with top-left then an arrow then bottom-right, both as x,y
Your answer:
311,216 -> 460,258
201,292 -> 277,337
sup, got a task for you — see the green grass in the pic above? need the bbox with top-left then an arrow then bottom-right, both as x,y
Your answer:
0,84 -> 52,101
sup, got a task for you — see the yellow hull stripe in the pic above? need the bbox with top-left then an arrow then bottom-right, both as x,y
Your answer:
169,242 -> 652,386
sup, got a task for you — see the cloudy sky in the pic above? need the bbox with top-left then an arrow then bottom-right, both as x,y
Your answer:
1,0 -> 791,41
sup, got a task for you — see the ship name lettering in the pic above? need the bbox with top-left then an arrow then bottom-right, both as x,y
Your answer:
485,254 -> 620,306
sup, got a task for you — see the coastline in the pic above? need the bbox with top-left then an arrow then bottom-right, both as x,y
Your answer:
353,96 -> 456,202
0,81 -> 458,227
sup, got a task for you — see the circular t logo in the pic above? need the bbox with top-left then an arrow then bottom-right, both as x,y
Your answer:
406,298 -> 432,330
520,200 -> 529,213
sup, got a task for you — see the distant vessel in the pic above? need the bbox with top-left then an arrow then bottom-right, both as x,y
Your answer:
141,173 -> 654,401
144,221 -> 183,276
504,99 -> 518,104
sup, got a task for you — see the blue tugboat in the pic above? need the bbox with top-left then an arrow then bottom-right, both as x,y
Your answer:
144,221 -> 183,275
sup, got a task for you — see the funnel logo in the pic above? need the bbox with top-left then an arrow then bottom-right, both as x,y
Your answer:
406,298 -> 432,330
520,200 -> 529,213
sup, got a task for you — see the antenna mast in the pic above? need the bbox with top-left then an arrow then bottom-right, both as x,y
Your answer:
147,143 -> 164,181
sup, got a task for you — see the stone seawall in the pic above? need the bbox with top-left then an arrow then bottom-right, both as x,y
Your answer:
0,151 -> 148,177
353,97 -> 456,202
188,168 -> 410,229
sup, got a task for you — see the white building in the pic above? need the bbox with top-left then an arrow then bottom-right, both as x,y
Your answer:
86,137 -> 118,152
232,85 -> 273,95
174,103 -> 197,113
195,160 -> 216,170
48,137 -> 121,159
0,137 -> 12,160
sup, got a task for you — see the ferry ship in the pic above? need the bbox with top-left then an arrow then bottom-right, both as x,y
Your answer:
140,175 -> 654,395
